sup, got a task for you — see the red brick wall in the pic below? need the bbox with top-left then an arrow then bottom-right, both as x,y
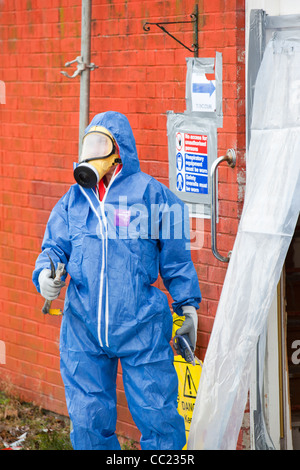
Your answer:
0,0 -> 246,445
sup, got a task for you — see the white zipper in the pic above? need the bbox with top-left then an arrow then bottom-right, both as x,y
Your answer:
99,168 -> 122,347
79,186 -> 106,348
98,199 -> 108,346
79,167 -> 122,349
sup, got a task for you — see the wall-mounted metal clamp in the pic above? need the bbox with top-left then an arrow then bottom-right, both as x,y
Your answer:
60,56 -> 98,79
143,4 -> 199,57
211,149 -> 236,263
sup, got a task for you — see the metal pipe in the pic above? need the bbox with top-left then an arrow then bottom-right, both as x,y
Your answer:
79,0 -> 92,157
211,149 -> 236,263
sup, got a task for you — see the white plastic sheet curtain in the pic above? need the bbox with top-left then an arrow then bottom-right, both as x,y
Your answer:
188,32 -> 300,450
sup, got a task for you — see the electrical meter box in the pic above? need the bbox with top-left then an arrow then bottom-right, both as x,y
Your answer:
167,53 -> 222,218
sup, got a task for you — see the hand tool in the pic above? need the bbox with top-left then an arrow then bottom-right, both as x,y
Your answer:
173,334 -> 196,367
42,254 -> 66,316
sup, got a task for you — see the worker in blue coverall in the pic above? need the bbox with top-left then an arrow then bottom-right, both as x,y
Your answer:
32,111 -> 201,450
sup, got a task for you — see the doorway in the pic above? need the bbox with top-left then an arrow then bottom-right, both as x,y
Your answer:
246,1 -> 300,449
285,215 -> 300,448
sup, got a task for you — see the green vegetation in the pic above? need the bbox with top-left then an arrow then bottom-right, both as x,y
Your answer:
0,391 -> 138,450
0,391 -> 72,450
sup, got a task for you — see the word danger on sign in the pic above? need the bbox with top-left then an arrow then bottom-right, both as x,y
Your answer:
175,133 -> 208,195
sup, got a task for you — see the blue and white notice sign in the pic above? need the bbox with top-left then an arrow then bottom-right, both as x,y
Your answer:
191,72 -> 216,113
175,132 -> 208,195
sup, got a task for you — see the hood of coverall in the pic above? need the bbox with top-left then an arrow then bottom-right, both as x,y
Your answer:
82,111 -> 141,180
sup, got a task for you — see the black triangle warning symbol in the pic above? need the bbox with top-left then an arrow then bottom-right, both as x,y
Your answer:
183,366 -> 197,399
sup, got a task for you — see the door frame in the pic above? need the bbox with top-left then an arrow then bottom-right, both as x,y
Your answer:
245,0 -> 299,450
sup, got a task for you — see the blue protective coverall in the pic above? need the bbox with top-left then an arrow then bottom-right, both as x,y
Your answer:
32,111 -> 201,450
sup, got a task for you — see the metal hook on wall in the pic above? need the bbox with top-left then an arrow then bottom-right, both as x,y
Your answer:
60,56 -> 98,79
143,4 -> 199,57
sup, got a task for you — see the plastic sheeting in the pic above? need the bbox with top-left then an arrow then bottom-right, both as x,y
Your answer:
187,32 -> 300,450
252,325 -> 275,449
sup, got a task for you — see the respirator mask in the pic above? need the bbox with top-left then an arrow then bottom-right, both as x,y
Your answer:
74,126 -> 122,189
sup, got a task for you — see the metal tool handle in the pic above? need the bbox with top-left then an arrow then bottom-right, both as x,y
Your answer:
173,334 -> 196,366
42,299 -> 52,315
211,149 -> 236,263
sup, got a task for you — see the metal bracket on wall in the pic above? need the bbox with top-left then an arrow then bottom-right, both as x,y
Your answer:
60,56 -> 98,79
143,4 -> 199,57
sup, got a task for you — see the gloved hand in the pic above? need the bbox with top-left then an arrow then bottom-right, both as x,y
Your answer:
176,306 -> 198,351
38,268 -> 65,301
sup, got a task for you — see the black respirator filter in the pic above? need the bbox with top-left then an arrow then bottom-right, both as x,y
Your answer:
73,163 -> 99,189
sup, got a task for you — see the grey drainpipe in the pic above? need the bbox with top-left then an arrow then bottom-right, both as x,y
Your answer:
79,0 -> 91,156
60,0 -> 98,157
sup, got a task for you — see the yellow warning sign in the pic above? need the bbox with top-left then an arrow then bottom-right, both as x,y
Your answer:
183,365 -> 198,399
173,313 -> 202,449
174,357 -> 202,449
